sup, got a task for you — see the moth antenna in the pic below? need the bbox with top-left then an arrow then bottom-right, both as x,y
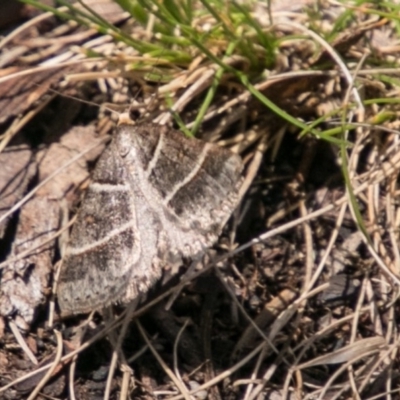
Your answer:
41,85 -> 123,117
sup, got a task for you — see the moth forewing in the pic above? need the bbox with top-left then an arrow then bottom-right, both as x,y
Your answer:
57,121 -> 243,314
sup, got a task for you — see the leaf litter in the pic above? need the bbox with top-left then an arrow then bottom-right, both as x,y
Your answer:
1,1 -> 400,399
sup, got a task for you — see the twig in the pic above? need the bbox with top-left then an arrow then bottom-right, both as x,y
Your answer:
26,330 -> 63,400
173,320 -> 190,393
8,321 -> 38,365
136,320 -> 192,400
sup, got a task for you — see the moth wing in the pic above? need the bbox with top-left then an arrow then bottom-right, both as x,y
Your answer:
57,146 -> 141,314
168,147 -> 243,259
137,125 -> 243,257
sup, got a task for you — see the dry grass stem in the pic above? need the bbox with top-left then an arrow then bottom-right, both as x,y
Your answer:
1,1 -> 400,398
136,320 -> 192,400
8,321 -> 38,365
26,330 -> 63,400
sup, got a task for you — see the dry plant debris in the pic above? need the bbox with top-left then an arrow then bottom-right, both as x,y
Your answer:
1,0 -> 400,399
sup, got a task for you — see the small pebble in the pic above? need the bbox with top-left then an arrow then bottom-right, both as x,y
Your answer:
188,380 -> 208,400
91,365 -> 109,382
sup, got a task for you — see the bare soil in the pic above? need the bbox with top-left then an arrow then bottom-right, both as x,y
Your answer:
1,1 -> 400,399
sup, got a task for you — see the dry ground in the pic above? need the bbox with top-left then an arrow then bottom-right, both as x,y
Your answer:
1,1 -> 400,399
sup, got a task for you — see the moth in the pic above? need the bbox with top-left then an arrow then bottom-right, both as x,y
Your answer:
57,119 -> 243,314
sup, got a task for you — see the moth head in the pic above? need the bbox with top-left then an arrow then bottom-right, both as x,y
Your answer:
115,124 -> 135,158
114,113 -> 135,158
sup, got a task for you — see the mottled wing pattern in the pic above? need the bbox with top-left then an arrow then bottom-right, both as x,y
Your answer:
58,123 -> 243,314
57,145 -> 142,314
117,123 -> 243,260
